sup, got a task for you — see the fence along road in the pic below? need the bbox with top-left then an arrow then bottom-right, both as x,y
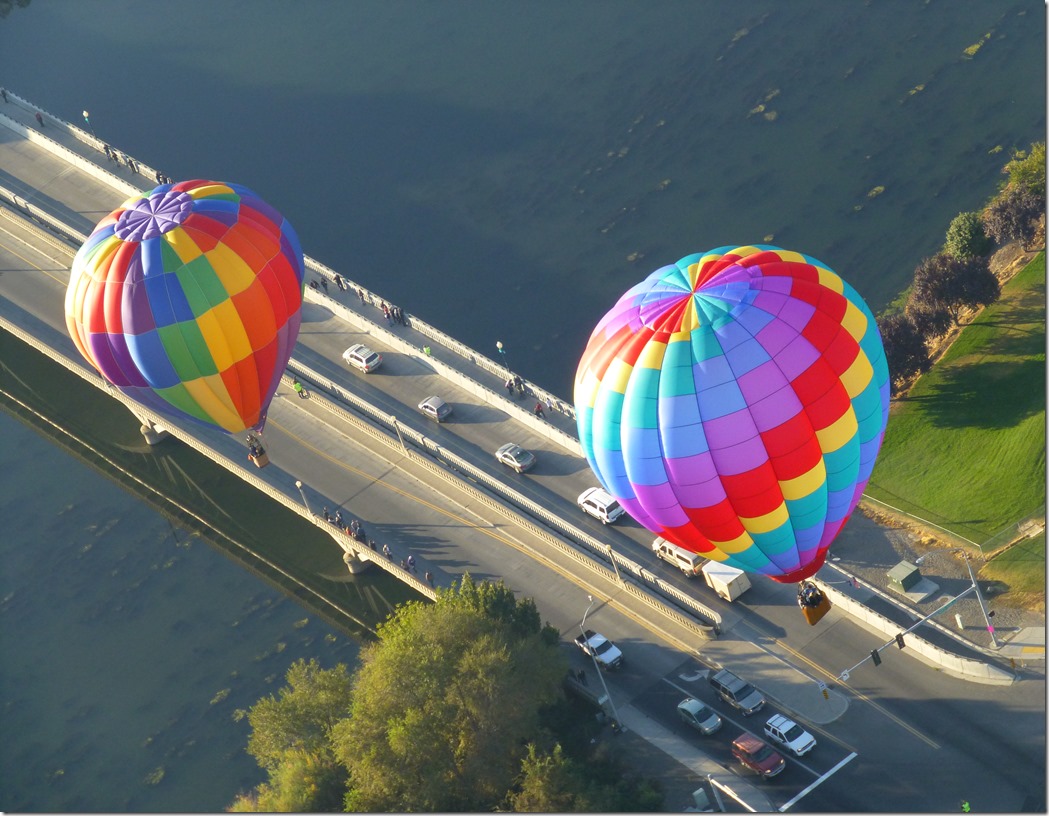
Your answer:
0,96 -> 1019,689
0,99 -> 722,633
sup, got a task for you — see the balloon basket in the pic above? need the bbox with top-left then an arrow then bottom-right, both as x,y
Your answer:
249,450 -> 270,468
800,592 -> 831,625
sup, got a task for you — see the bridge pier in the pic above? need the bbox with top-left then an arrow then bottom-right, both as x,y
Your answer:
342,549 -> 372,574
138,420 -> 170,446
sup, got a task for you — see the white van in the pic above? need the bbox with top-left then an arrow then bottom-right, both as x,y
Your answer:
578,487 -> 626,524
652,537 -> 704,577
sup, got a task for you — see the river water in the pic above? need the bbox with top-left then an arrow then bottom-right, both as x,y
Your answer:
0,0 -> 1044,810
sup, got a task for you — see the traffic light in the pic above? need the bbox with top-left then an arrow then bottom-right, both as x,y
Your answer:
870,649 -> 882,666
896,633 -> 906,650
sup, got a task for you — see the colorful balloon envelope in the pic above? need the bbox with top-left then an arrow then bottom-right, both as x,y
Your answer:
65,180 -> 305,434
575,246 -> 890,583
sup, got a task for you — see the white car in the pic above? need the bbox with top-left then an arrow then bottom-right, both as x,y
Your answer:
495,443 -> 536,473
418,395 -> 453,422
342,343 -> 383,373
577,487 -> 625,524
764,713 -> 817,756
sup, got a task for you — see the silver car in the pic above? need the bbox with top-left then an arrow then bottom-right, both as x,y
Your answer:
677,697 -> 722,735
495,443 -> 536,473
418,395 -> 453,422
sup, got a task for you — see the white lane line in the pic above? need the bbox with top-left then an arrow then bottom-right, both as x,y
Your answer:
778,751 -> 858,812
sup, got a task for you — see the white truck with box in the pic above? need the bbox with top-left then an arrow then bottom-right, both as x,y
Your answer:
700,560 -> 751,601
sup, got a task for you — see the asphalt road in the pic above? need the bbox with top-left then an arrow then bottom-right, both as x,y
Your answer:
1,115 -> 1044,812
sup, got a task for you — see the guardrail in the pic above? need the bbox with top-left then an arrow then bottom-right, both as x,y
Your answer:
811,573 -> 1015,685
287,357 -> 722,635
0,309 -> 435,601
3,109 -> 720,633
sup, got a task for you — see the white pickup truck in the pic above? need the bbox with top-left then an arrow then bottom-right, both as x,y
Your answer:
574,629 -> 624,670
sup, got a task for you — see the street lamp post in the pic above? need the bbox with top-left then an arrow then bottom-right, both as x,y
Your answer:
391,415 -> 408,454
915,549 -> 1000,648
294,479 -> 312,516
496,340 -> 510,379
82,110 -> 96,141
580,595 -> 621,728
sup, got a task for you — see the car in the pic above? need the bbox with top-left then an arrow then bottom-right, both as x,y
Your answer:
342,343 -> 383,373
574,629 -> 624,670
577,487 -> 626,524
418,395 -> 453,422
709,669 -> 765,715
731,733 -> 786,778
495,443 -> 536,473
764,714 -> 817,756
676,697 -> 722,735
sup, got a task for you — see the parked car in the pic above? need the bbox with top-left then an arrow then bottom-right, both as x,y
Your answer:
574,629 -> 624,670
676,697 -> 722,735
342,343 -> 383,373
731,733 -> 786,778
764,714 -> 817,756
418,395 -> 452,422
577,487 -> 625,524
495,443 -> 536,473
709,668 -> 765,715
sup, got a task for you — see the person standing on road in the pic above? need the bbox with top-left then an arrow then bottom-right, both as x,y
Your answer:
35,111 -> 44,127
534,402 -> 544,418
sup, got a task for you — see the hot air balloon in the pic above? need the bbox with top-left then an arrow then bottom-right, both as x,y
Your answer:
574,245 -> 889,583
65,180 -> 305,435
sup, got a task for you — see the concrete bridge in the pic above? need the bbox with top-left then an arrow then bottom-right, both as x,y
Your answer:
1,90 -> 1033,814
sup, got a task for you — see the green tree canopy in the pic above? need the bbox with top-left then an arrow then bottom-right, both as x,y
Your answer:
231,659 -> 354,812
1002,142 -> 1046,197
238,658 -> 354,771
229,749 -> 347,812
331,575 -> 568,812
944,211 -> 992,260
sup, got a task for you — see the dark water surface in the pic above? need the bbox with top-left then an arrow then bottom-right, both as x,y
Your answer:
0,0 -> 1045,810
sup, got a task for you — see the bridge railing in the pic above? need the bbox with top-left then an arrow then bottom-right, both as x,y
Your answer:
287,357 -> 722,634
303,257 -> 579,442
2,110 -> 717,633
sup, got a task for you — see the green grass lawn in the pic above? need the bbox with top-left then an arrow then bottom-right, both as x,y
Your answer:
866,253 -> 1046,554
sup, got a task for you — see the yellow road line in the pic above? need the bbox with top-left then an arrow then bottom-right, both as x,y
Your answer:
272,417 -> 700,651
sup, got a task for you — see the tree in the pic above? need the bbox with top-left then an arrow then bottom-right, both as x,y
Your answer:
506,741 -> 664,813
230,659 -> 354,812
229,749 -> 347,812
508,744 -> 581,812
238,658 -> 354,771
1002,142 -> 1045,197
331,575 -> 568,812
982,184 -> 1044,251
944,211 -> 992,259
907,252 -> 1000,327
878,312 -> 931,395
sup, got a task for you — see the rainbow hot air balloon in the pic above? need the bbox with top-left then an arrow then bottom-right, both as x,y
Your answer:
65,179 -> 305,435
575,245 -> 889,583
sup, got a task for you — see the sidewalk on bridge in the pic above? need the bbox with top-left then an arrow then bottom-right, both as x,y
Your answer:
6,97 -> 1040,805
